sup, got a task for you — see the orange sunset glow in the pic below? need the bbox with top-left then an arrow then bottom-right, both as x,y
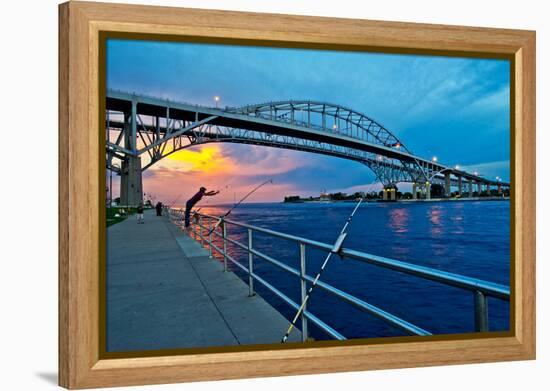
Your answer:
166,146 -> 234,174
140,144 -> 305,206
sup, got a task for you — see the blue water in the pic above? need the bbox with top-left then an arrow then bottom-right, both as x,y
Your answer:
190,201 -> 510,340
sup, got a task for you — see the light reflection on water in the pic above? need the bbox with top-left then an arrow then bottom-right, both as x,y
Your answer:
387,207 -> 410,234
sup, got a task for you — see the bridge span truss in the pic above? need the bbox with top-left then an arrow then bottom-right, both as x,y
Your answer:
105,90 -> 509,205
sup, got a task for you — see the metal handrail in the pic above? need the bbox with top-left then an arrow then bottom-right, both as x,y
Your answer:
167,208 -> 509,340
195,212 -> 510,299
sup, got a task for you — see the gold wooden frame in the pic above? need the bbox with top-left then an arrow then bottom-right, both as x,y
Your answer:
59,1 -> 536,388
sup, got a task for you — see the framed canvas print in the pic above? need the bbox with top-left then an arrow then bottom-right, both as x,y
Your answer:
58,1 -> 536,389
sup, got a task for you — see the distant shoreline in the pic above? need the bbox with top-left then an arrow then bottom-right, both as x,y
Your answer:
177,197 -> 510,209
283,196 -> 510,204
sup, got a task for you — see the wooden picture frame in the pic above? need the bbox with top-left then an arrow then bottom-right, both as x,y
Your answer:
59,1 -> 536,388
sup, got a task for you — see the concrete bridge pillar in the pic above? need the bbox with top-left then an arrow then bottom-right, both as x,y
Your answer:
457,176 -> 463,197
498,184 -> 502,193
412,183 -> 417,199
120,155 -> 143,206
119,100 -> 143,207
486,183 -> 491,194
477,182 -> 482,195
425,182 -> 431,200
444,172 -> 451,197
468,180 -> 473,198
383,186 -> 396,201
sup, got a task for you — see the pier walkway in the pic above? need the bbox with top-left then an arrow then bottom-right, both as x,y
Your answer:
106,209 -> 300,352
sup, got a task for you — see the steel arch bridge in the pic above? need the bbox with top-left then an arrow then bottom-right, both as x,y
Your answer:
105,90 -> 509,205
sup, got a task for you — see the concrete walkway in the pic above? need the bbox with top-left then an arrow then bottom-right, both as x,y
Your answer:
106,209 -> 300,352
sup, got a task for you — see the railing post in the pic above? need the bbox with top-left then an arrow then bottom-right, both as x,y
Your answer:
222,219 -> 228,272
199,215 -> 204,247
247,228 -> 254,296
474,290 -> 489,332
299,242 -> 308,342
208,218 -> 213,258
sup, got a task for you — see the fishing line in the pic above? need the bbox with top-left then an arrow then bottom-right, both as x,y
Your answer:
281,197 -> 364,343
167,193 -> 184,208
205,178 -> 273,236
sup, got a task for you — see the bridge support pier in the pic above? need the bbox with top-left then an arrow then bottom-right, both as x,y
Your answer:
497,184 -> 502,193
457,176 -> 463,197
486,183 -> 491,195
477,182 -> 482,196
120,155 -> 143,206
444,172 -> 451,197
412,183 -> 417,199
468,180 -> 473,198
425,182 -> 431,200
383,186 -> 396,201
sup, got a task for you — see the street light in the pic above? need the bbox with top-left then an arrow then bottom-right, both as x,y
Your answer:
455,164 -> 460,170
432,156 -> 437,162
214,96 -> 220,108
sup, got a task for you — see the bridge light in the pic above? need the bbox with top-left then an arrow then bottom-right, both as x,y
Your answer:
214,96 -> 220,108
474,171 -> 478,176
332,124 -> 337,130
455,164 -> 460,170
432,156 -> 437,162
395,143 -> 401,149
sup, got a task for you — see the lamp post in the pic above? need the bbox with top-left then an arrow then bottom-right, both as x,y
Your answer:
214,96 -> 220,108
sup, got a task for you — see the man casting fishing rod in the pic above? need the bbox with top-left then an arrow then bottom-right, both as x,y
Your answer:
184,187 -> 220,229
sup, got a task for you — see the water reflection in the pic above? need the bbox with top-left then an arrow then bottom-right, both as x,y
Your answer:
449,204 -> 465,235
387,207 -> 410,234
428,206 -> 444,237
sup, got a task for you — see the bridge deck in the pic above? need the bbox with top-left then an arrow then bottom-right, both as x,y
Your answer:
106,209 -> 300,352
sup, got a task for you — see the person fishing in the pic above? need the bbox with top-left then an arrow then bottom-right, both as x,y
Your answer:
184,187 -> 219,229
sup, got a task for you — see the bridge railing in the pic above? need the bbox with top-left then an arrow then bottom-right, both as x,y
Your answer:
167,208 -> 509,341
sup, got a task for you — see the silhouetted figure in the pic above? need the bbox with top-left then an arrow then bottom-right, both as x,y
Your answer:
136,202 -> 144,224
184,187 -> 219,228
155,202 -> 163,216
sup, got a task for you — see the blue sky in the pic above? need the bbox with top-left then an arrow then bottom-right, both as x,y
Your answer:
107,39 -> 510,201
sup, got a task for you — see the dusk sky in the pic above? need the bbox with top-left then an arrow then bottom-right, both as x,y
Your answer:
106,39 -> 510,205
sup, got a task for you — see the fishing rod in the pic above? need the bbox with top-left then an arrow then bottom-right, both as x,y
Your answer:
206,178 -> 273,236
167,193 -> 185,208
281,197 -> 365,343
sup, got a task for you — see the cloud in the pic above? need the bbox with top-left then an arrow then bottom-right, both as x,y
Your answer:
465,86 -> 509,113
143,144 -> 320,204
461,160 -> 510,181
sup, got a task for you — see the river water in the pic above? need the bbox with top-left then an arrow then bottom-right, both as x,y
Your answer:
186,200 -> 510,340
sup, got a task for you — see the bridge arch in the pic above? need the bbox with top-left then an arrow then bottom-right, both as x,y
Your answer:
106,91 -> 507,205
